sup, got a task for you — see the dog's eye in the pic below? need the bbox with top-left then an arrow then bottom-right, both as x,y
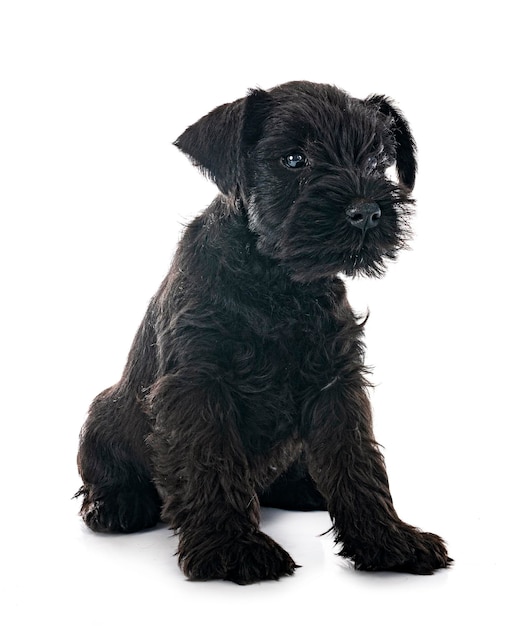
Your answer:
365,153 -> 394,174
281,153 -> 308,169
365,156 -> 378,174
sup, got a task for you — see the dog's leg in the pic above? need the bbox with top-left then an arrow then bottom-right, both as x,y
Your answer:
76,388 -> 161,532
76,306 -> 162,532
304,380 -> 451,574
148,376 -> 298,584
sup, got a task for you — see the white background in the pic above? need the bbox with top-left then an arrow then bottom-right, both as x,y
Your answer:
1,1 -> 527,624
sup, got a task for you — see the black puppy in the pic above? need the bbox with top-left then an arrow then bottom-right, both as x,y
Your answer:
77,81 -> 451,584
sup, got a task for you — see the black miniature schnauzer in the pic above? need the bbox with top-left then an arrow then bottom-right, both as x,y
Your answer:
77,81 -> 451,584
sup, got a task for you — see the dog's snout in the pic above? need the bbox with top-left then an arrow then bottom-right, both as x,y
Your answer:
345,202 -> 381,231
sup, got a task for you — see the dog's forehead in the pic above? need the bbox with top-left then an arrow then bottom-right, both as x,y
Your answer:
264,86 -> 389,154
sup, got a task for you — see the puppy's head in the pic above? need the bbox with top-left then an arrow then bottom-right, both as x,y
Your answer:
175,81 -> 416,282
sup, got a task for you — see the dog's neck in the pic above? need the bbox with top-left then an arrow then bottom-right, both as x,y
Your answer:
173,194 -> 343,305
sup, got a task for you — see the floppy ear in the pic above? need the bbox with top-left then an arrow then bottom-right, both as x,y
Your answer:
174,97 -> 245,196
366,95 -> 417,192
174,88 -> 273,197
240,88 -> 274,152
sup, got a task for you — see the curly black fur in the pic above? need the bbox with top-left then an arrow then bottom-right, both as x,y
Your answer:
76,81 -> 451,584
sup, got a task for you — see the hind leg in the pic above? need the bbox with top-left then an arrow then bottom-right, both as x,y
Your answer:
77,387 -> 161,533
76,481 -> 161,533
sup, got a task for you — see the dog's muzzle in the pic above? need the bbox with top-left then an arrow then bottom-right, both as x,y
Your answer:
345,202 -> 381,231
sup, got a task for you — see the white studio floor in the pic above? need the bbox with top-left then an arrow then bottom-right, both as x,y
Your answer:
6,488 -> 524,625
2,1 -> 527,624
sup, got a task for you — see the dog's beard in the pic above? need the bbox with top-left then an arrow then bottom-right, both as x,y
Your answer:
278,217 -> 412,282
251,176 -> 414,283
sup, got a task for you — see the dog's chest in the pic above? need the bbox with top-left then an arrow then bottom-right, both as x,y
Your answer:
220,288 -> 357,449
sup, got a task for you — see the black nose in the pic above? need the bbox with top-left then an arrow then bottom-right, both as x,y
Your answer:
345,202 -> 381,230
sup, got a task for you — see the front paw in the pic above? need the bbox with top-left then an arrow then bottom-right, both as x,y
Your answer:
179,530 -> 298,584
343,524 -> 452,574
